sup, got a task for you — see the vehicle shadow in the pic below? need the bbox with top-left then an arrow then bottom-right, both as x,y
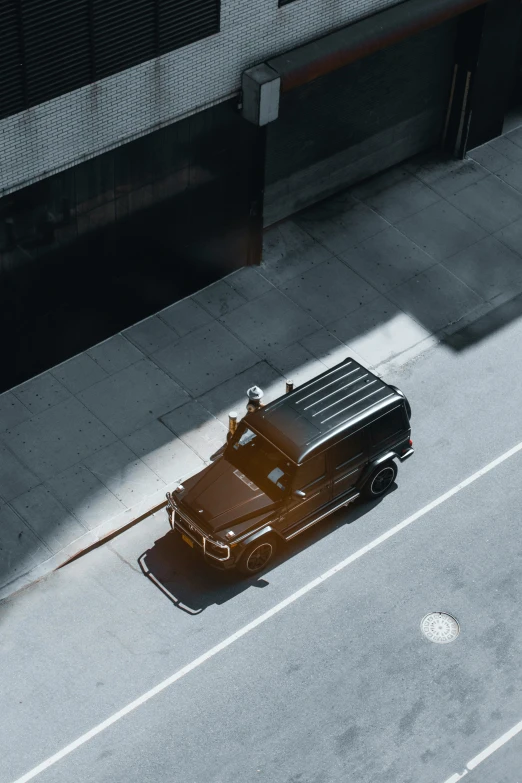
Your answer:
138,529 -> 252,615
441,291 -> 522,352
138,488 -> 393,614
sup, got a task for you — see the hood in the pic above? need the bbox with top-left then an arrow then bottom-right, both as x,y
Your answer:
178,458 -> 281,533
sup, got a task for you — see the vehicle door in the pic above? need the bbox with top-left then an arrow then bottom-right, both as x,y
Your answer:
328,427 -> 368,500
282,453 -> 331,534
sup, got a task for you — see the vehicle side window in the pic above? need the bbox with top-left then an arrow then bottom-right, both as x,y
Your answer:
294,454 -> 326,491
370,407 -> 407,445
332,430 -> 366,470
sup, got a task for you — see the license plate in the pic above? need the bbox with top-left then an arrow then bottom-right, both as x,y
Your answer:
181,533 -> 194,548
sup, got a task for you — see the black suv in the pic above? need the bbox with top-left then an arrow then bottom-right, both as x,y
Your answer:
166,357 -> 413,576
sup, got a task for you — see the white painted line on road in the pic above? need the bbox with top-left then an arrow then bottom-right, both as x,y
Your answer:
442,716 -> 522,782
12,438 -> 522,783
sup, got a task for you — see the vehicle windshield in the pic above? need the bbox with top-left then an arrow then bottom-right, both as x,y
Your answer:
225,425 -> 294,500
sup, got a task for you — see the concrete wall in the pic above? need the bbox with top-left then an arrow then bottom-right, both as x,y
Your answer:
0,0 -> 401,198
263,16 -> 458,225
264,108 -> 442,226
0,98 -> 264,391
0,99 -> 260,273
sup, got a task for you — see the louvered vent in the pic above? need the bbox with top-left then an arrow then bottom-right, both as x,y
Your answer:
23,0 -> 91,107
0,0 -> 220,120
93,0 -> 156,80
159,0 -> 220,56
0,0 -> 25,119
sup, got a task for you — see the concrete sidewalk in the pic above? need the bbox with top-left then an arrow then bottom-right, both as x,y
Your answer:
4,131 -> 522,600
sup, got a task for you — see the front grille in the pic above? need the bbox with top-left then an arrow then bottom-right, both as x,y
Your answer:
175,510 -> 204,548
166,493 -> 230,562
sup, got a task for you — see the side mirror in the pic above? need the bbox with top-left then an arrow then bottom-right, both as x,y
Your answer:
209,443 -> 227,462
293,489 -> 306,499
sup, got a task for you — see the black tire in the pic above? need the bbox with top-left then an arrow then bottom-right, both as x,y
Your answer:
363,461 -> 397,499
237,536 -> 277,576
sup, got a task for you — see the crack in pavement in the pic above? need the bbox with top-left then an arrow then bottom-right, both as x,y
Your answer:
107,544 -> 141,575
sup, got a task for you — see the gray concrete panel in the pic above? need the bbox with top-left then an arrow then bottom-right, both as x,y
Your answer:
78,359 -> 189,438
294,194 -> 389,255
160,401 -> 228,462
395,200 -> 488,261
219,288 -> 321,357
10,484 -> 87,554
1,397 -> 117,481
340,226 -> 436,293
280,257 -> 381,325
50,354 -> 109,395
11,372 -> 72,415
83,440 -> 165,507
86,335 -> 145,375
46,464 -> 126,531
152,321 -> 259,398
443,235 -> 522,302
0,504 -> 51,590
123,420 -> 204,484
386,263 -> 484,333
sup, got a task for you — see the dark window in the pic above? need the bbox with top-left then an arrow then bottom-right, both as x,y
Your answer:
294,454 -> 326,491
0,0 -> 220,120
370,407 -> 407,445
332,430 -> 366,470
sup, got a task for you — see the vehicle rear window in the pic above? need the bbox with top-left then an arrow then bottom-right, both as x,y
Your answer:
370,407 -> 407,445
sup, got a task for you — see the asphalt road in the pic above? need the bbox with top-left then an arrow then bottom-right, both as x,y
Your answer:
2,307 -> 522,783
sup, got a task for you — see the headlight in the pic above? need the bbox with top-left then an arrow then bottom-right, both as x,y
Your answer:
205,540 -> 228,557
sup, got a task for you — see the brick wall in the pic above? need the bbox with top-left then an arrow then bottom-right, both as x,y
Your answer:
0,0 -> 401,198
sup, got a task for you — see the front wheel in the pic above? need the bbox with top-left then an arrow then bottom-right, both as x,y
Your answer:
237,536 -> 277,576
363,461 -> 397,499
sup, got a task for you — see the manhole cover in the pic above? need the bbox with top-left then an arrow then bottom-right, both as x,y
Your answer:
421,612 -> 460,644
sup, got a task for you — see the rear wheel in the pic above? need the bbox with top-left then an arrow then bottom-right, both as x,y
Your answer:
363,461 -> 397,499
237,536 -> 277,576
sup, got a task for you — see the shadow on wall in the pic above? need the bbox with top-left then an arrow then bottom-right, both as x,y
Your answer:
0,97 -> 259,393
0,191 -> 236,393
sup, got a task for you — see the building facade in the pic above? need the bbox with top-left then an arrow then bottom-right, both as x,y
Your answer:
1,0 -> 521,389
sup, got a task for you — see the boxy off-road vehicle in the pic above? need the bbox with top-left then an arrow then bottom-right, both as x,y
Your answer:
166,356 -> 413,576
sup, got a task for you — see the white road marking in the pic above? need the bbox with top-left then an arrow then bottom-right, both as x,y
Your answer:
442,717 -> 522,782
12,439 -> 522,783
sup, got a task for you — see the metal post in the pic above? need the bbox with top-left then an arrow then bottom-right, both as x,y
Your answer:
227,411 -> 238,441
286,380 -> 294,394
